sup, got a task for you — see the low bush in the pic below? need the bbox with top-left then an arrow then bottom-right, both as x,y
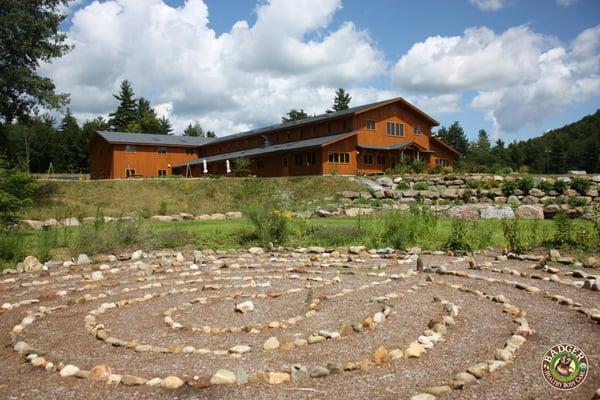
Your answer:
246,205 -> 291,246
71,219 -> 148,255
503,219 -> 536,254
396,182 -> 410,191
571,178 -> 590,195
365,206 -> 439,250
0,160 -> 39,225
501,180 -> 517,196
553,180 -> 569,195
444,218 -> 471,251
538,180 -> 554,194
413,182 -> 429,191
551,211 -> 574,248
518,175 -> 535,193
0,230 -> 26,268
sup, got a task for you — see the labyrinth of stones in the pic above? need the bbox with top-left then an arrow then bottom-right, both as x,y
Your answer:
1,246 -> 599,399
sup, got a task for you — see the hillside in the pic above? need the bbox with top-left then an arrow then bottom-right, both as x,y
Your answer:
22,176 -> 364,220
510,109 -> 600,173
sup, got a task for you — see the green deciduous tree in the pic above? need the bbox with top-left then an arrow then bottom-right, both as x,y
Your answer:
326,88 -> 351,113
282,109 -> 308,122
0,0 -> 71,124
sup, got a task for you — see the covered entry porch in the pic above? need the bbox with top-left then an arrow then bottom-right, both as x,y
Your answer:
356,141 -> 433,174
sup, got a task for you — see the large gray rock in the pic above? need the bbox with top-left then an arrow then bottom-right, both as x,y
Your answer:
344,207 -> 374,217
21,220 -> 42,230
529,188 -> 545,197
480,206 -> 514,219
376,176 -> 394,187
61,217 -> 80,227
515,205 -> 544,220
446,205 -> 480,220
341,191 -> 360,199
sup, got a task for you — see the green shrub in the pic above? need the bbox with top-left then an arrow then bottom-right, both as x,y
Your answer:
153,230 -> 195,249
0,230 -> 26,267
461,189 -> 473,203
246,206 -> 291,246
466,179 -> 481,189
444,218 -> 470,251
35,229 -> 58,262
518,175 -> 534,193
158,201 -> 168,215
396,182 -> 410,190
553,180 -> 569,194
413,182 -> 429,191
538,180 -> 554,194
370,206 -> 438,250
0,160 -> 39,225
411,160 -> 425,173
552,211 -> 574,248
571,178 -> 590,195
503,220 -> 535,254
501,180 -> 517,196
568,197 -> 587,207
72,219 -> 148,255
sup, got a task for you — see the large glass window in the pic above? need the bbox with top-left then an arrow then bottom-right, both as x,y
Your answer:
366,120 -> 376,130
126,145 -> 136,152
328,152 -> 350,163
386,122 -> 404,137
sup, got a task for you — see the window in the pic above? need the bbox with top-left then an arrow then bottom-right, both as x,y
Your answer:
363,154 -> 374,165
435,159 -> 450,167
283,157 -> 288,167
306,152 -> 316,166
126,169 -> 136,178
126,145 -> 136,153
300,128 -> 304,139
366,120 -> 376,130
414,125 -> 423,135
313,127 -> 317,135
327,123 -> 332,133
342,120 -> 347,130
294,153 -> 303,167
257,160 -> 264,169
157,147 -> 167,154
158,169 -> 167,177
186,148 -> 195,155
386,122 -> 404,137
377,155 -> 386,165
328,152 -> 350,163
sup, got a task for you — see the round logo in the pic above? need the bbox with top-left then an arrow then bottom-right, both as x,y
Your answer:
541,343 -> 589,390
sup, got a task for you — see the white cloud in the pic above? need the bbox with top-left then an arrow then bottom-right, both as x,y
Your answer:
556,0 -> 578,7
41,0 -> 386,135
469,0 -> 506,11
391,25 -> 600,134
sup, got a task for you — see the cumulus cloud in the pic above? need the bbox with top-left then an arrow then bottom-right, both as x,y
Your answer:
391,25 -> 600,134
41,0 -> 386,134
469,0 -> 506,11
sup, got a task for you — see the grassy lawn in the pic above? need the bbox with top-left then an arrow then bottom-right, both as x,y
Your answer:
20,175 -> 365,221
2,213 -> 597,270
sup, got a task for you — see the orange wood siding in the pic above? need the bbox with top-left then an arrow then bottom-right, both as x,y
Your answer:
111,144 -> 198,179
89,137 -> 113,179
354,103 -> 433,150
321,136 -> 357,175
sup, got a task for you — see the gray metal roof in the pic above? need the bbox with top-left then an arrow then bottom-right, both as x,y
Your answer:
206,98 -> 412,145
358,142 -> 434,152
173,131 -> 356,168
97,131 -> 215,146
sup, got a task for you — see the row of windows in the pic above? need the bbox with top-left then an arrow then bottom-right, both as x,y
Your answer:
125,169 -> 168,177
328,152 -> 350,163
125,145 -> 194,155
435,159 -> 450,167
366,120 -> 423,135
363,154 -> 386,165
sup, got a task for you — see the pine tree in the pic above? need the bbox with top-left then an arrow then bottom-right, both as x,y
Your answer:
282,109 -> 308,122
183,122 -> 205,137
439,121 -> 468,155
158,116 -> 173,135
206,130 -> 216,138
326,88 -> 351,113
109,80 -> 138,131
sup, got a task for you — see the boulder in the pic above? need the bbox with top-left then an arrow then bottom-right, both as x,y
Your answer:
21,220 -> 42,230
61,217 -> 80,227
160,376 -> 184,389
344,207 -> 374,217
529,188 -> 545,197
42,218 -> 58,228
376,176 -> 394,187
341,191 -> 360,199
515,205 -> 544,220
480,206 -> 514,219
23,256 -> 44,273
150,215 -> 174,222
210,369 -> 236,385
225,211 -> 243,219
446,205 -> 480,220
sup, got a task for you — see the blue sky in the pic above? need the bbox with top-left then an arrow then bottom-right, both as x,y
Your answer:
53,0 -> 600,142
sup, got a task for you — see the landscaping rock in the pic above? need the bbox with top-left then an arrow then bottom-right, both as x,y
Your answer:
211,369 -> 236,385
160,376 -> 184,389
480,206 -> 514,219
515,205 -> 544,220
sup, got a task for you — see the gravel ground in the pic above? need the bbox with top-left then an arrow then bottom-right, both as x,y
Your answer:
0,248 -> 599,399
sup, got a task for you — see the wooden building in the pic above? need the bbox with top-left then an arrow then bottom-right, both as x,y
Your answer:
89,97 -> 461,179
88,131 -> 213,179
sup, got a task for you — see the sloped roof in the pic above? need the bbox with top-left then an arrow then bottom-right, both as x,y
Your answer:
430,136 -> 463,156
173,131 -> 356,168
207,97 -> 439,145
96,131 -> 215,147
357,141 -> 431,152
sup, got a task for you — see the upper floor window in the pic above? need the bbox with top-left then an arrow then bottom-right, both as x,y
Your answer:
300,128 -> 304,139
414,125 -> 423,135
126,145 -> 136,153
366,120 -> 376,130
157,147 -> 167,154
306,152 -> 316,166
327,123 -> 332,133
342,120 -> 347,130
386,122 -> 404,137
